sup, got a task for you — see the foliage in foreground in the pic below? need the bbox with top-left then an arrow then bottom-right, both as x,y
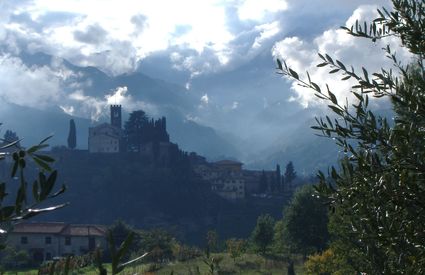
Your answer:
0,132 -> 66,240
277,0 -> 425,273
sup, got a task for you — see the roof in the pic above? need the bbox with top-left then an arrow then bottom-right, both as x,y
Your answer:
12,222 -> 67,234
61,225 -> 107,237
213,160 -> 243,166
11,222 -> 107,237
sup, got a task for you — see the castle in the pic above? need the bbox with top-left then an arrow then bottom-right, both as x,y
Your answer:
88,105 -> 123,153
88,105 -> 175,159
87,105 -> 287,200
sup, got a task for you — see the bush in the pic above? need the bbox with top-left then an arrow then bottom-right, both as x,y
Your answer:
0,246 -> 30,268
305,248 -> 355,275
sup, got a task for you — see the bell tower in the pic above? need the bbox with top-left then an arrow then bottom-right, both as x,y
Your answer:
110,105 -> 122,129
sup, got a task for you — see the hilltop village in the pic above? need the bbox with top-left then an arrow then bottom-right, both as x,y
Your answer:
86,105 -> 295,200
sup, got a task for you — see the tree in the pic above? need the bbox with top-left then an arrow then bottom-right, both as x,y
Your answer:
0,132 -> 66,236
67,119 -> 76,149
281,185 -> 329,258
108,220 -> 140,258
251,214 -> 275,254
139,229 -> 174,263
277,0 -> 425,273
283,161 -> 296,191
226,238 -> 245,263
205,230 -> 218,257
124,110 -> 148,152
3,130 -> 19,145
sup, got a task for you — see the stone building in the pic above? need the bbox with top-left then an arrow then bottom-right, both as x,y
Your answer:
88,105 -> 123,153
8,222 -> 107,262
211,176 -> 245,199
193,159 -> 246,200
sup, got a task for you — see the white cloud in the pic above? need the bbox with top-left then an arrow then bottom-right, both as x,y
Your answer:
2,0 -> 238,76
65,86 -> 158,121
238,0 -> 288,21
0,54 -> 63,109
272,4 -> 413,108
59,105 -> 75,116
200,93 -> 209,105
106,86 -> 158,115
252,21 -> 280,49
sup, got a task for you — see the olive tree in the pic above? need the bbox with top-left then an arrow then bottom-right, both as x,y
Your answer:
0,132 -> 67,238
277,0 -> 425,273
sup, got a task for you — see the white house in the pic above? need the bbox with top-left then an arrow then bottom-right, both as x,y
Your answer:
8,222 -> 107,263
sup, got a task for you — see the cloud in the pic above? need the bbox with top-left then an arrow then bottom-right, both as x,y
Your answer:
0,54 -> 63,109
0,51 -> 155,121
272,4 -> 413,108
73,24 -> 108,45
130,14 -> 148,35
237,0 -> 288,21
64,86 -> 159,121
0,0 -> 293,79
106,86 -> 158,115
200,94 -> 209,105
252,21 -> 280,49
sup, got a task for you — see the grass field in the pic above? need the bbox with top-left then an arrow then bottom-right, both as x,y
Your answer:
4,253 -> 305,274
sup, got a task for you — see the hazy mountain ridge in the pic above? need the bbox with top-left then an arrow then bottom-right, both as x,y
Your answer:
3,50 -> 351,172
2,51 -> 239,159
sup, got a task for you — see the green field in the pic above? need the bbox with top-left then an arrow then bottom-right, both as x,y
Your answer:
4,253 -> 305,275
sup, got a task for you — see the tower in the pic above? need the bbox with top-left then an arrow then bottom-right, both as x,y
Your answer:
110,105 -> 122,129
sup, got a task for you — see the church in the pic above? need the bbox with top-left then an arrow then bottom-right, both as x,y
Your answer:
88,105 -> 123,153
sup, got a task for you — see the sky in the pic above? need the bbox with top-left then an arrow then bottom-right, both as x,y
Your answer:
0,0 -> 414,153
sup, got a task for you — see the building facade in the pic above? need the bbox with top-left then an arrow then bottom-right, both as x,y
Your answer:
88,105 -> 123,153
8,222 -> 107,262
88,123 -> 122,153
193,159 -> 247,200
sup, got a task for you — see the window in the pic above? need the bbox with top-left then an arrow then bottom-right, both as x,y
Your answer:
20,236 -> 28,244
45,236 -> 51,244
45,252 -> 52,260
65,236 -> 71,246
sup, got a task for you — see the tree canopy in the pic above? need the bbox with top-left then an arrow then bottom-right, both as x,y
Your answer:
282,185 -> 329,257
251,214 -> 275,254
277,0 -> 425,273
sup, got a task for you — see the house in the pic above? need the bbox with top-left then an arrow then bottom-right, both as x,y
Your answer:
193,159 -> 246,200
88,105 -> 123,153
211,176 -> 245,200
8,222 -> 107,262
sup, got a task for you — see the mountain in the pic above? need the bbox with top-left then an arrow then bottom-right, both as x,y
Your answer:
0,102 -> 91,148
2,51 -> 239,159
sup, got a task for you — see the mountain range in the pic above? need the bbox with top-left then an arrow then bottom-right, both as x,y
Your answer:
1,51 -> 341,174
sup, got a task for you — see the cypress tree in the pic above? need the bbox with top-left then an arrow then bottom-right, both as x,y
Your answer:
67,119 -> 76,149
